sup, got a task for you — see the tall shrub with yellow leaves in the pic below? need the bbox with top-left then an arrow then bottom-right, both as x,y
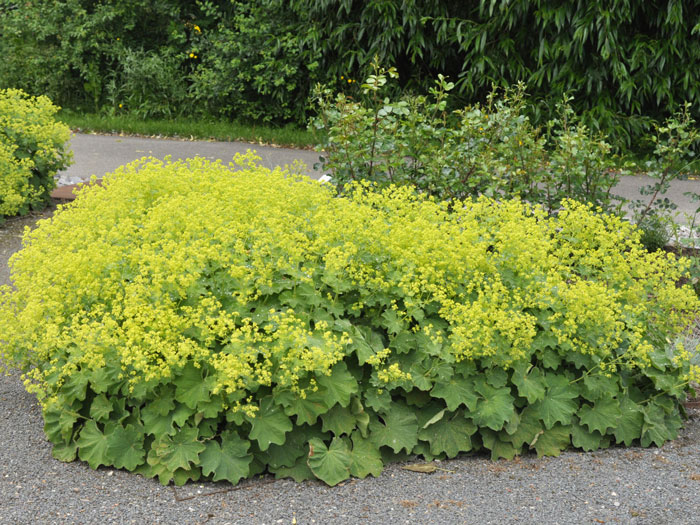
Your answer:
0,89 -> 73,220
0,154 -> 698,486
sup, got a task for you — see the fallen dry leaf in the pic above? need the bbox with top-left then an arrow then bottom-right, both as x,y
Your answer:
402,463 -> 438,474
401,462 -> 455,474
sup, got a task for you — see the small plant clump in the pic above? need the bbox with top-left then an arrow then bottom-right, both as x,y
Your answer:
0,154 -> 698,487
0,88 -> 73,221
310,61 -> 624,215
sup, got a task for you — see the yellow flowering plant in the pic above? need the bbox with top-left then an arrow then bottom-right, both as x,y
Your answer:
0,89 -> 72,221
0,154 -> 698,486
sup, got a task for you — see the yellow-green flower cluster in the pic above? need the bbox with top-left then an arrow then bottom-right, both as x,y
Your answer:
0,154 -> 698,410
0,89 -> 73,218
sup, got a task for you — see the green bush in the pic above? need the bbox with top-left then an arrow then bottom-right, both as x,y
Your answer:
312,64 -> 622,215
294,0 -> 700,145
188,1 -> 321,123
0,0 -> 320,123
4,0 -> 698,141
1,155 -> 698,486
0,89 -> 72,219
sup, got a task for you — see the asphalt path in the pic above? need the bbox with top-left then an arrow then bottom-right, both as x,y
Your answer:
57,133 -> 321,186
57,133 -> 700,222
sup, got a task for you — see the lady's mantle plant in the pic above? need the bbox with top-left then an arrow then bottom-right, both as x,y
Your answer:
0,154 -> 698,486
0,89 -> 73,221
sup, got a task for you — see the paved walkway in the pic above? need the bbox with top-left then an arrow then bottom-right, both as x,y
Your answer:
54,133 -> 699,222
54,132 -> 321,189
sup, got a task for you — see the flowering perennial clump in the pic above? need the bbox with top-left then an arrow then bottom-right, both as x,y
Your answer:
0,89 -> 72,220
0,154 -> 698,486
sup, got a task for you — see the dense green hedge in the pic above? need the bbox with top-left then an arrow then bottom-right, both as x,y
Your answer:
1,155 -> 698,486
2,0 -> 698,142
0,0 -> 319,122
0,89 -> 72,220
296,0 -> 700,143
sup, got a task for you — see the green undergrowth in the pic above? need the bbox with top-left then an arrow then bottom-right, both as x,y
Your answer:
58,110 -> 315,149
0,154 -> 698,487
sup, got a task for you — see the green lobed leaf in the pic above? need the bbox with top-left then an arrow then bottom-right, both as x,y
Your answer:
571,419 -> 608,452
577,395 -> 622,434
531,374 -> 579,429
511,362 -> 546,403
307,437 -> 351,486
108,397 -> 129,425
89,365 -> 124,395
504,406 -> 543,448
411,441 -> 445,462
89,394 -> 113,422
247,396 -> 293,451
531,423 -> 571,457
62,372 -> 89,403
174,363 -> 216,410
582,373 -> 620,402
151,426 -> 206,472
643,368 -> 688,398
364,387 -> 392,413
350,396 -> 370,437
196,395 -> 225,419
480,428 -> 522,460
430,374 -> 478,411
316,362 -> 359,408
140,449 -> 175,485
200,430 -> 252,484
43,402 -> 80,444
76,420 -> 113,470
51,441 -> 78,462
539,348 -> 563,369
404,388 -> 432,407
274,386 -> 330,426
141,403 -> 192,436
417,409 -> 477,458
272,455 -> 314,482
472,377 -> 515,431
142,394 -> 175,417
613,396 -> 644,446
263,426 -> 319,469
352,325 -> 386,364
640,404 -> 674,447
106,424 -> 146,471
389,330 -> 416,355
172,467 -> 201,487
369,402 -> 419,454
416,401 -> 448,430
348,431 -> 383,478
407,359 -> 437,391
321,404 -> 359,436
485,368 -> 509,388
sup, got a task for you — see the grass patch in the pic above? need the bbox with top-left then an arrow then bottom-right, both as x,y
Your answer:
57,110 -> 317,149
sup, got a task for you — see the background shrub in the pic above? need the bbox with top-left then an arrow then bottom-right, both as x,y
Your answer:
311,65 -> 622,215
2,0 -> 699,143
0,0 -> 320,123
294,0 -> 700,145
0,89 -> 72,220
1,156 -> 697,486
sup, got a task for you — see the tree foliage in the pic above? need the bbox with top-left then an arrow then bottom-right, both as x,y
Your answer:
2,0 -> 698,140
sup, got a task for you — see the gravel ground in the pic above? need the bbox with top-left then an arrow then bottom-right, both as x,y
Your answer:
2,210 -> 700,525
